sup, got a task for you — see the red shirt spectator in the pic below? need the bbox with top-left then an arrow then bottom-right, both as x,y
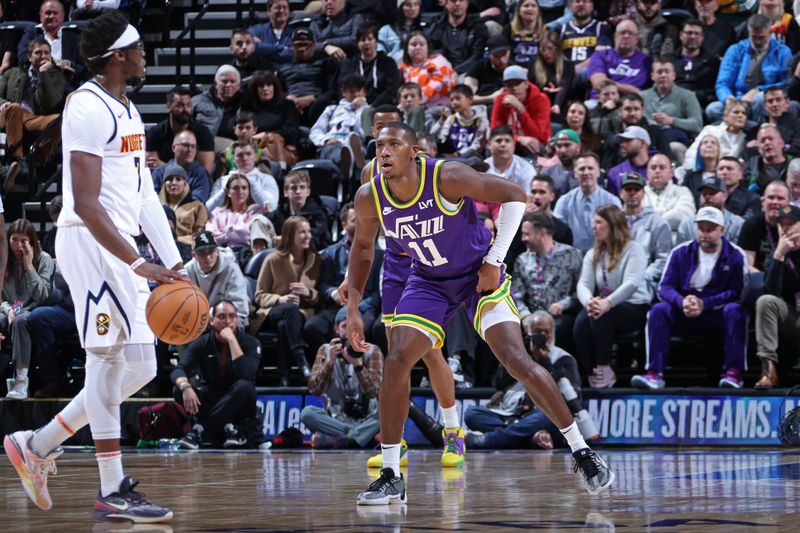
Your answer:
490,65 -> 550,153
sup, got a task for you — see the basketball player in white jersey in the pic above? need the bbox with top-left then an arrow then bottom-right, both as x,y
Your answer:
4,11 -> 182,523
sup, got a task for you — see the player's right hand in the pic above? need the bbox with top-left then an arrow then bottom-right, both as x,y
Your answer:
346,309 -> 370,353
134,262 -> 186,283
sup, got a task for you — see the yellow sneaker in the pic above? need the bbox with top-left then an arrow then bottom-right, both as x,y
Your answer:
441,428 -> 466,467
367,439 -> 408,468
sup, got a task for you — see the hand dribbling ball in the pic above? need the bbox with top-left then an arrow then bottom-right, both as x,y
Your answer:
146,280 -> 209,344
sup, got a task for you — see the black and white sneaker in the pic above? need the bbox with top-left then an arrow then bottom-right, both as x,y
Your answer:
573,448 -> 615,495
223,424 -> 247,449
356,468 -> 407,505
178,429 -> 201,450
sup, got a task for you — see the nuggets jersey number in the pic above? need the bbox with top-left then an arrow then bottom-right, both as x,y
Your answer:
58,80 -> 148,236
370,156 -> 492,279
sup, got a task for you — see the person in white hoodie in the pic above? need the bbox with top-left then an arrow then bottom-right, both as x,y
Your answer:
206,141 -> 279,213
643,153 -> 696,233
186,231 -> 251,329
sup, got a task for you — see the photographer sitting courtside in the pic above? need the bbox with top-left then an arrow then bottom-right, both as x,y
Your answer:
173,300 -> 262,449
301,308 -> 383,449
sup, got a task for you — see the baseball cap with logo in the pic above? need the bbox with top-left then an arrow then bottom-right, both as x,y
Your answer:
193,231 -> 218,251
778,204 -> 800,223
551,129 -> 581,144
699,175 -> 727,193
621,172 -> 646,189
695,206 -> 725,226
616,125 -> 651,145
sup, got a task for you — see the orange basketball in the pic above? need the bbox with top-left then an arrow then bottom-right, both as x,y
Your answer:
146,280 -> 210,344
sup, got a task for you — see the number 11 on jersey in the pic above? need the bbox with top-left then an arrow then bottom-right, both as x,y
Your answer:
408,238 -> 448,267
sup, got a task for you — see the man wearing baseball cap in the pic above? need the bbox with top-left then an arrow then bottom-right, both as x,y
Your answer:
676,175 -> 744,245
465,34 -> 511,106
490,65 -> 551,154
632,206 -> 749,389
754,204 -> 800,388
607,125 -> 651,196
541,129 -> 582,197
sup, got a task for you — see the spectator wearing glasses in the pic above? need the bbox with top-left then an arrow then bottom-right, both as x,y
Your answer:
150,130 -> 212,204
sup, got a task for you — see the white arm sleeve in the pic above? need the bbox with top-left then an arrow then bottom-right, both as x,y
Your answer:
483,201 -> 525,266
139,167 -> 183,269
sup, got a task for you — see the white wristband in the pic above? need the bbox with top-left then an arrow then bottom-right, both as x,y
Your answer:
129,257 -> 146,271
484,201 -> 525,266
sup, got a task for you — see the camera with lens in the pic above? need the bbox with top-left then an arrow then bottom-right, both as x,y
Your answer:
339,337 -> 363,358
524,332 -> 548,351
343,394 -> 369,420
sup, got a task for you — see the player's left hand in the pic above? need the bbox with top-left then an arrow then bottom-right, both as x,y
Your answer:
135,262 -> 183,284
476,262 -> 501,294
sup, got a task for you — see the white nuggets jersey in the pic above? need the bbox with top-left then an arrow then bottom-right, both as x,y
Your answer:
58,80 -> 149,235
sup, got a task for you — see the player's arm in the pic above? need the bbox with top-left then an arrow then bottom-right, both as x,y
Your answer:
71,152 -> 178,283
138,163 -> 185,272
346,183 -> 381,350
360,163 -> 372,185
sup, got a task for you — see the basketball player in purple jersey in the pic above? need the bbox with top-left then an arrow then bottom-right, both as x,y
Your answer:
347,122 -> 614,504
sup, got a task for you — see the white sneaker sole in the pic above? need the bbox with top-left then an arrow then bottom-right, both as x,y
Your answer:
356,492 -> 408,505
586,470 -> 616,495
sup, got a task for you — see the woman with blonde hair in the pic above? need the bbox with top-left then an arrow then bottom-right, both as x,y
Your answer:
530,29 -> 574,119
508,0 -> 545,67
680,134 -> 721,208
573,205 -> 650,388
253,216 -> 321,387
683,99 -> 748,170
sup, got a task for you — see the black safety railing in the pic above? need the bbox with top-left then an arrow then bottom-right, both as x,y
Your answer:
235,0 -> 259,27
172,0 -> 212,91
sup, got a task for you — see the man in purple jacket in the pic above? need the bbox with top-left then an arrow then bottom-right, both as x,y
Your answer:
632,206 -> 749,389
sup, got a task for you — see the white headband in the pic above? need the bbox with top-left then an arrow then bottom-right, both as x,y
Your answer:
89,25 -> 141,60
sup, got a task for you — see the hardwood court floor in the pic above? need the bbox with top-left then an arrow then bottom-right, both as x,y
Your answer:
2,448 -> 800,532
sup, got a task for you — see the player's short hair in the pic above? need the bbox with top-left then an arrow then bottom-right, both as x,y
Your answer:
450,84 -> 473,99
379,121 -> 418,144
522,211 -> 555,235
27,38 -> 50,55
339,201 -> 355,222
490,125 -> 514,139
80,10 -> 131,75
284,170 -> 311,189
235,110 -> 256,126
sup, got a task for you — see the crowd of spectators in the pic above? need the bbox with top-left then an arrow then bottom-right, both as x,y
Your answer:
3,0 -> 800,450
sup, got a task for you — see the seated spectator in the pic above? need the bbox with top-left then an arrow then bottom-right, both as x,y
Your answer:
464,34 -> 511,106
208,141 -> 280,214
430,85 -> 487,159
559,0 -> 612,78
643,153 -> 695,232
744,124 -> 792,194
2,219 -> 54,400
151,130 -> 212,204
587,19 -> 652,100
304,203 -> 382,355
641,57 -> 703,165
682,98 -> 748,172
530,29 -> 574,121
159,164 -> 208,247
590,81 -> 622,141
216,111 -> 263,176
0,38 -> 66,182
634,0 -> 677,57
540,128 -> 580,197
681,134 -> 721,207
309,73 -> 368,178
754,204 -> 800,389
505,0 -> 545,68
677,175 -> 745,245
717,155 -> 760,219
670,19 -> 720,109
695,0 -> 736,61
378,0 -> 426,64
229,29 -> 270,81
485,123 -> 538,209
707,14 -> 791,124
206,174 -> 273,263
428,0 -> 488,75
399,30 -> 456,109
491,65 -> 551,155
240,71 -> 300,169
18,1 -> 87,90
754,0 -> 800,50
248,0 -> 292,70
756,86 -> 800,157
302,307 -> 383,449
563,101 -> 601,154
632,206 -> 748,389
607,126 -> 651,196
512,212 -> 582,347
253,216 -> 322,386
601,93 -> 672,170
278,28 -> 341,126
40,195 -> 61,257
739,180 -> 791,274
145,87 -> 215,175
619,173 -> 671,294
553,152 -> 621,252
186,231 -> 251,329
192,65 -> 243,141
573,205 -> 649,387
173,300 -> 261,449
789,159 -> 800,206
311,0 -> 364,60
396,82 -> 427,134
267,170 -> 331,250
464,311 -> 598,449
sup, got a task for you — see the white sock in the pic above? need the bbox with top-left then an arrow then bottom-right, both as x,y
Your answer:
381,443 -> 402,477
441,404 -> 460,430
31,392 -> 86,457
16,366 -> 28,380
96,451 -> 125,497
560,421 -> 588,453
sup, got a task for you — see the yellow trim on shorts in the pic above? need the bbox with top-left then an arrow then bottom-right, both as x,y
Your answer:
432,159 -> 464,216
391,313 -> 446,349
381,312 -> 396,324
473,274 -> 519,335
380,156 -> 426,209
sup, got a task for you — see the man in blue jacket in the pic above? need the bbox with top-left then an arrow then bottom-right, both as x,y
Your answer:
706,13 -> 791,124
632,206 -> 749,389
249,0 -> 293,70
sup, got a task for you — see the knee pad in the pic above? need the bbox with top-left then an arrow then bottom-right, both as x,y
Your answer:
84,350 -> 125,440
121,343 -> 157,399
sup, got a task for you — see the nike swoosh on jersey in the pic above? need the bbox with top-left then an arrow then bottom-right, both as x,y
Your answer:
117,112 -> 124,118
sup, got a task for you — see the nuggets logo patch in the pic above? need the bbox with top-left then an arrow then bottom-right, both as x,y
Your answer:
96,313 -> 110,336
